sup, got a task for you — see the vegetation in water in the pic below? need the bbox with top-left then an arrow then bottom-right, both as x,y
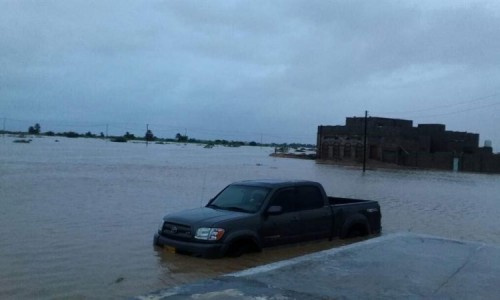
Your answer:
1,123 -> 315,149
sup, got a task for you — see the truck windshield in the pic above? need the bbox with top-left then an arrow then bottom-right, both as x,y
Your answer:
208,185 -> 270,213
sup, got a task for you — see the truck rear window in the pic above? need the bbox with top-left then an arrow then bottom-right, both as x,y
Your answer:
296,186 -> 324,210
270,186 -> 324,212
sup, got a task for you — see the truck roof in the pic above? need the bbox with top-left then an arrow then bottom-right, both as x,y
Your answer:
231,179 -> 320,188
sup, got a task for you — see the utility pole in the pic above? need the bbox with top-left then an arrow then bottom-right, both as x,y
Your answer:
2,117 -> 5,138
363,110 -> 368,173
146,124 -> 149,146
106,124 -> 109,139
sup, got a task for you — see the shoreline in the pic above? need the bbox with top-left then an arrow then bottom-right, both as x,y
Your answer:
272,152 -> 500,175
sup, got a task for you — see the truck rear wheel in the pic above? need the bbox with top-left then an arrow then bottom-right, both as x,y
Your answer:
345,223 -> 369,238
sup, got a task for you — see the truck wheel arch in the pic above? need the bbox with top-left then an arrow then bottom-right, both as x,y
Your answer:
340,214 -> 371,239
223,232 -> 262,257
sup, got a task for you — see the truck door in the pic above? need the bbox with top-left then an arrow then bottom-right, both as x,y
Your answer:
296,185 -> 333,240
261,188 -> 301,246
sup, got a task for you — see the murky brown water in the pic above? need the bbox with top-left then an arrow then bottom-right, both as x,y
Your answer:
1,136 -> 499,299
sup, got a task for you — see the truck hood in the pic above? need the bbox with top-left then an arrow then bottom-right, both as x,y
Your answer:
163,207 -> 248,228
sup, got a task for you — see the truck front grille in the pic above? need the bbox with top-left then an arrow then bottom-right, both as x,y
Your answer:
161,222 -> 192,241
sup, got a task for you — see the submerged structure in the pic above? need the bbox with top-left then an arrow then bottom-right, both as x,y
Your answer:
317,116 -> 500,173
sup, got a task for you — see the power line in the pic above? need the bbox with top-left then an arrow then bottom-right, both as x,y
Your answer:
375,91 -> 500,116
407,101 -> 500,119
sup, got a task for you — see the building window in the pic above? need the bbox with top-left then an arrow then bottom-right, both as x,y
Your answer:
344,143 -> 351,158
332,142 -> 340,159
355,143 -> 363,159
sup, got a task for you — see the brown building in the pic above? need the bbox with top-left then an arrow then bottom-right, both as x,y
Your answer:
317,116 -> 500,173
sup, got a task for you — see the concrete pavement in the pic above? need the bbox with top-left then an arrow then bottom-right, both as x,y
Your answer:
136,233 -> 500,299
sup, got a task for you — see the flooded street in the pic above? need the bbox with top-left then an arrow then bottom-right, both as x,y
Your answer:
1,136 -> 499,299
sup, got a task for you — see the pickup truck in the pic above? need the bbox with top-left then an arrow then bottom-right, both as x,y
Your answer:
154,179 -> 381,258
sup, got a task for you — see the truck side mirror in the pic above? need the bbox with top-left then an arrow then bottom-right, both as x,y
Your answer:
267,206 -> 283,215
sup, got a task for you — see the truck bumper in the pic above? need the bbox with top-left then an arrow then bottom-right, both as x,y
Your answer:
154,233 -> 226,258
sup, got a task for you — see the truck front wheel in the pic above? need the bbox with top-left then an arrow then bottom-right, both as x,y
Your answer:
225,239 -> 260,257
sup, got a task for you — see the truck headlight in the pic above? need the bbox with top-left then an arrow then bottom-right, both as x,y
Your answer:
195,227 -> 225,241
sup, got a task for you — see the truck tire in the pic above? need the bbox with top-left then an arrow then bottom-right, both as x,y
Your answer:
340,214 -> 370,239
345,223 -> 369,238
225,238 -> 260,257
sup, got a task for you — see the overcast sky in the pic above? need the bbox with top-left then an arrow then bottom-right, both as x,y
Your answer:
1,0 -> 500,149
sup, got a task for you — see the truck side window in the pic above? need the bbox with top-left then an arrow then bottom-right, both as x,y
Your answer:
296,186 -> 324,210
270,189 -> 297,213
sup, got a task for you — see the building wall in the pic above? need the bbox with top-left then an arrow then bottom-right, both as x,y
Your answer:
460,153 -> 500,173
402,152 -> 454,170
317,117 -> 426,162
317,116 -> 499,173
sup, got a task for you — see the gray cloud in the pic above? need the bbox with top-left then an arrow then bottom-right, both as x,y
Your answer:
1,0 -> 500,148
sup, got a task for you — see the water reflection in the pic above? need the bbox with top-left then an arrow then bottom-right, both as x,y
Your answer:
153,236 -> 372,290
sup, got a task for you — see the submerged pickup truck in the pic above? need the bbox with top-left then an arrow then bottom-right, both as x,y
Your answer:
154,179 -> 381,258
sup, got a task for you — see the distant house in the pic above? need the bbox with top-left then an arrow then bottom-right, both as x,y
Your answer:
317,116 -> 500,173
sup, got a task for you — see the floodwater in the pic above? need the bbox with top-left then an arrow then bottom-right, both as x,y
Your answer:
1,136 -> 499,299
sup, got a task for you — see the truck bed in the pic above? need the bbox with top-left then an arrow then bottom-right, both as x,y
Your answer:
328,196 -> 382,239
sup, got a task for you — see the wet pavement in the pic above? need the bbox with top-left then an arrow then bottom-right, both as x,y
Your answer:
136,233 -> 500,299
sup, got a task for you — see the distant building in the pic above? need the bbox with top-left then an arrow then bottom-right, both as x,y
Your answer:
317,116 -> 500,173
